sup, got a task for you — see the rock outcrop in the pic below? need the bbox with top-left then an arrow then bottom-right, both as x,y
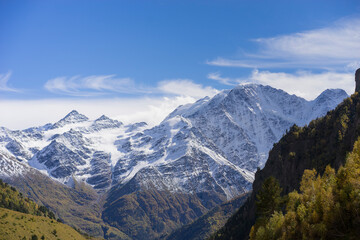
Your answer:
356,68 -> 360,92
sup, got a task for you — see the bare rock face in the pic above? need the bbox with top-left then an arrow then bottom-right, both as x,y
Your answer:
356,68 -> 360,92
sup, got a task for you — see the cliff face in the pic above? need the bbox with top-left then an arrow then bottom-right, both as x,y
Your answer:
212,90 -> 360,240
356,68 -> 360,92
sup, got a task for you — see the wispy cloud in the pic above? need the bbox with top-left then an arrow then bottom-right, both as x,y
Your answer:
10,76 -> 220,130
45,75 -> 219,99
44,75 -> 145,96
207,17 -> 360,70
207,72 -> 240,86
0,71 -> 20,92
157,79 -> 219,98
210,70 -> 354,100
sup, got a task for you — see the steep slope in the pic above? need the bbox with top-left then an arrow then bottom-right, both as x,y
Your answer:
103,187 -> 208,240
164,192 -> 249,240
211,91 -> 360,240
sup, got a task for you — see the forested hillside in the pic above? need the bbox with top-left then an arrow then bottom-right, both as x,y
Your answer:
0,179 -> 56,219
250,137 -> 360,239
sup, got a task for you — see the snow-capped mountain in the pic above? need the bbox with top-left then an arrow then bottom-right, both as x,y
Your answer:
0,85 -> 348,201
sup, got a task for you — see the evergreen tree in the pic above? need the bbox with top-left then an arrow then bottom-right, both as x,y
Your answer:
255,176 -> 283,221
250,138 -> 360,240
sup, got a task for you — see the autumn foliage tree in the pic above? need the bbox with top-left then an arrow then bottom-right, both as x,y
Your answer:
250,137 -> 360,240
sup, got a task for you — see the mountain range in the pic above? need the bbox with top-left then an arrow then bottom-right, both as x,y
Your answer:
0,84 -> 348,239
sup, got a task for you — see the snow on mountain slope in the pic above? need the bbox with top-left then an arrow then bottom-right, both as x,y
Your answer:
165,85 -> 348,171
0,85 -> 348,200
0,151 -> 30,177
111,85 -> 347,199
0,111 -> 147,189
113,115 -> 254,200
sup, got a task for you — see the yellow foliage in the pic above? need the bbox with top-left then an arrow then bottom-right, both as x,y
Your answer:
250,137 -> 360,239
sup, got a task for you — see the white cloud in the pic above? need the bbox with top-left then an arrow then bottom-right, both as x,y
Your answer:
206,57 -> 325,69
3,76 -> 220,129
44,75 -> 144,96
206,58 -> 265,68
0,96 -> 198,130
2,72 -> 220,129
249,70 -> 354,99
255,18 -> 360,61
208,72 -> 239,86
0,76 -> 217,130
0,71 -> 20,92
45,75 -> 218,99
157,79 -> 219,98
210,70 -> 354,100
1,78 -> 219,130
207,17 -> 360,70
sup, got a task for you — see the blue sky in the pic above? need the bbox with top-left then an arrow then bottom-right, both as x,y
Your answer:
1,0 -> 360,129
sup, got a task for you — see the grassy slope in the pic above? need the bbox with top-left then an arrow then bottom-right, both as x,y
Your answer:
0,207 -> 90,240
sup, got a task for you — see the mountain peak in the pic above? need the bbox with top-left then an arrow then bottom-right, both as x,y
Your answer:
234,83 -> 261,88
318,88 -> 347,96
67,109 -> 79,114
62,110 -> 88,122
91,115 -> 122,130
51,110 -> 89,129
313,89 -> 348,103
95,115 -> 111,121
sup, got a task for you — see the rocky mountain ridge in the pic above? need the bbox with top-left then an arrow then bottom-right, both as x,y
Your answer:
0,84 -> 348,239
0,85 -> 348,198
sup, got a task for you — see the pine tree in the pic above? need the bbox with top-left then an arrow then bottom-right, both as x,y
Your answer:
255,176 -> 283,221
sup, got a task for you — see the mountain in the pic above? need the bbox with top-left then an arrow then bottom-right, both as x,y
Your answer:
210,91 -> 360,239
0,84 -> 348,239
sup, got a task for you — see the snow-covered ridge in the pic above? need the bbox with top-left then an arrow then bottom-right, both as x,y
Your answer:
0,112 -> 147,188
0,84 -> 348,200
